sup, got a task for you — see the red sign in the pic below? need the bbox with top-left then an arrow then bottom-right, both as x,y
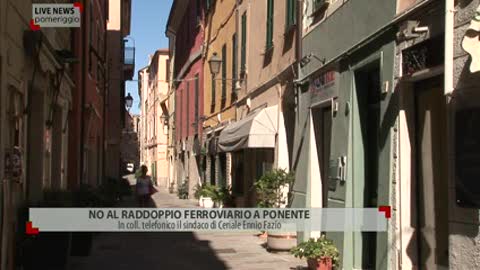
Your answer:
311,70 -> 335,92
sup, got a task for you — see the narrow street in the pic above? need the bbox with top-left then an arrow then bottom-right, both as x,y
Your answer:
68,175 -> 306,270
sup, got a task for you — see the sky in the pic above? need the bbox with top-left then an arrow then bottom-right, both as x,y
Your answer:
125,0 -> 173,115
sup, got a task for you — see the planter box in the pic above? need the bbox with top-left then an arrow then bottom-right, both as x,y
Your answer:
202,197 -> 214,208
198,196 -> 204,207
266,231 -> 296,251
307,257 -> 333,270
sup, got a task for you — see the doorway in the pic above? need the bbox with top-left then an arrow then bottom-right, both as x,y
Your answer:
354,63 -> 381,269
413,76 -> 449,269
312,105 -> 332,207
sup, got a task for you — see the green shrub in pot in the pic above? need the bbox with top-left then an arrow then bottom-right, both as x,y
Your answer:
291,236 -> 340,270
254,169 -> 294,208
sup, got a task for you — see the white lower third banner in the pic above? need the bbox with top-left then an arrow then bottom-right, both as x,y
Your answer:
28,208 -> 390,233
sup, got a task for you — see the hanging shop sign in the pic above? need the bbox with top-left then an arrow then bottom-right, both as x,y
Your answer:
4,147 -> 23,180
462,6 -> 480,73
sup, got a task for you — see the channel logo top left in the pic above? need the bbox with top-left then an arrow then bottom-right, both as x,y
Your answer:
31,2 -> 83,30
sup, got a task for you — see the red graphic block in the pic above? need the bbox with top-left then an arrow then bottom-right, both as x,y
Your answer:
26,221 -> 39,235
29,19 -> 40,31
73,2 -> 83,13
378,206 -> 391,219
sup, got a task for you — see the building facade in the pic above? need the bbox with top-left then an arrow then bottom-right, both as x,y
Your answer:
166,0 -> 205,196
292,0 -> 397,268
105,0 -> 134,182
202,0 -> 237,194
0,0 -> 76,268
216,0 -> 298,207
69,0 -> 109,190
121,112 -> 140,173
138,50 -> 170,187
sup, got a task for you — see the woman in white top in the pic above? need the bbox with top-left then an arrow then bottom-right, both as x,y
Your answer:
136,165 -> 153,207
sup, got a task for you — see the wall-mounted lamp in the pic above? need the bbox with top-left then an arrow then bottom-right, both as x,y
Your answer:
125,93 -> 133,111
300,53 -> 326,68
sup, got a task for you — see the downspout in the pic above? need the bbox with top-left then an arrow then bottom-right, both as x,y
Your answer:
445,0 -> 454,96
79,0 -> 87,186
296,0 -> 303,124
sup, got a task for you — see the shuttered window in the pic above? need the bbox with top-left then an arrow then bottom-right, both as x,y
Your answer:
232,33 -> 238,100
221,44 -> 227,105
266,0 -> 274,49
241,12 -> 247,72
211,75 -> 216,112
286,0 -> 296,30
194,74 -> 199,130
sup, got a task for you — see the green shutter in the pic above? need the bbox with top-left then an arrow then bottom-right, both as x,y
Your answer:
194,74 -> 199,126
232,33 -> 238,99
241,12 -> 247,72
266,0 -> 274,49
221,44 -> 227,103
211,74 -> 216,111
286,0 -> 296,29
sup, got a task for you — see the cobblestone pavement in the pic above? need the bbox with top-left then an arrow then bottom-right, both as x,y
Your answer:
68,175 -> 307,270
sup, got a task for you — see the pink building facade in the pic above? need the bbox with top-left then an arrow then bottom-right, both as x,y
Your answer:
167,0 -> 205,195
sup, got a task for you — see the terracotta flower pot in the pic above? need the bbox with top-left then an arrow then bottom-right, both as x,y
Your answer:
307,257 -> 333,270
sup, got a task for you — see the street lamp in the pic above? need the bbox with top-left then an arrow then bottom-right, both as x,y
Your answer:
125,93 -> 133,111
160,114 -> 169,125
208,52 -> 222,78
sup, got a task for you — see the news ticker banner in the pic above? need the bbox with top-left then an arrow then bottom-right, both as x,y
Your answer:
26,207 -> 391,234
31,3 -> 83,30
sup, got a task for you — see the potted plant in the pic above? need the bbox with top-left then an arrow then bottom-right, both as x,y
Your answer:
212,186 -> 235,208
21,189 -> 74,270
290,236 -> 340,270
254,168 -> 296,251
177,181 -> 189,199
193,184 -> 204,207
199,184 -> 216,208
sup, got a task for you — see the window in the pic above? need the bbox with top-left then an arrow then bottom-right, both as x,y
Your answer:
232,33 -> 238,100
241,12 -> 247,73
205,0 -> 214,11
196,0 -> 202,24
166,59 -> 171,82
186,82 -> 190,136
266,0 -> 274,49
221,44 -> 227,105
88,0 -> 94,74
194,74 -> 199,130
286,0 -> 296,30
211,74 -> 216,112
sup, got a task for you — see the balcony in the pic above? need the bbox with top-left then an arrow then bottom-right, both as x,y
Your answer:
123,38 -> 135,80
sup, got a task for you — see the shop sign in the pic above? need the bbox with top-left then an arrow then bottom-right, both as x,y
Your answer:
310,70 -> 336,93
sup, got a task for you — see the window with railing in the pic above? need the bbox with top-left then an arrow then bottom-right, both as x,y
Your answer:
124,46 -> 135,65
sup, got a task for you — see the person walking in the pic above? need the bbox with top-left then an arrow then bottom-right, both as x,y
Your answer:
136,165 -> 155,207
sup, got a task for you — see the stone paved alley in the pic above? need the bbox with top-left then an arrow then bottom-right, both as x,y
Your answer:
68,175 -> 306,270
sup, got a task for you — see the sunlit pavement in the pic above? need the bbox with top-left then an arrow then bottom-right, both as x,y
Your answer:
68,175 -> 307,270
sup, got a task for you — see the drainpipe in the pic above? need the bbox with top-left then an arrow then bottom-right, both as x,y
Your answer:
295,0 -> 303,124
444,0 -> 454,96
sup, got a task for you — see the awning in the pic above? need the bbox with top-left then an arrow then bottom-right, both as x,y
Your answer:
218,106 -> 278,152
